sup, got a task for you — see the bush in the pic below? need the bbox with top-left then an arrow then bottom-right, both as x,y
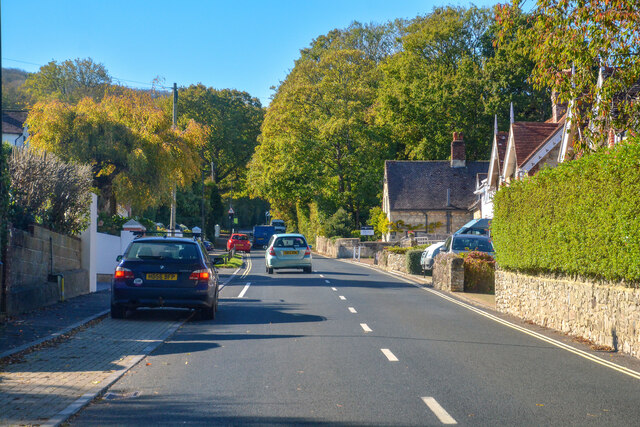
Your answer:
463,251 -> 495,293
0,143 -> 10,257
385,246 -> 410,255
322,207 -> 352,238
9,147 -> 92,235
406,249 -> 423,275
492,138 -> 640,284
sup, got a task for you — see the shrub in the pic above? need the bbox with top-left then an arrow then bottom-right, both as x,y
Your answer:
385,246 -> 410,255
492,137 -> 640,284
0,143 -> 10,256
321,207 -> 352,238
406,249 -> 423,275
9,147 -> 92,235
463,251 -> 495,293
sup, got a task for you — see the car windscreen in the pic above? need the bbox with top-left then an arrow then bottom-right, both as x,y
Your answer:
273,236 -> 306,248
272,220 -> 284,226
452,237 -> 493,252
235,235 -> 249,241
124,242 -> 201,261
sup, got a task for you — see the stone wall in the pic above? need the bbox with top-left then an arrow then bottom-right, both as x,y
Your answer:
496,270 -> 640,359
375,252 -> 407,274
432,255 -> 464,292
315,236 -> 392,259
387,210 -> 472,235
3,225 -> 88,314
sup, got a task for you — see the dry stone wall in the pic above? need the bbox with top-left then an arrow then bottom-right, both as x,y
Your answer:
496,270 -> 640,359
432,256 -> 464,292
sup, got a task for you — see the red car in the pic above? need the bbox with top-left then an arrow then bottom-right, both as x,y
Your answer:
227,233 -> 251,253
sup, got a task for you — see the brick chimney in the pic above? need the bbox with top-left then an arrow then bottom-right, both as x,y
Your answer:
451,132 -> 465,168
551,90 -> 568,123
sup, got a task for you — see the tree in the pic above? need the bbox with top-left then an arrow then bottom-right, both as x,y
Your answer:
497,1 -> 640,150
249,41 -> 391,227
174,84 -> 264,191
376,6 -> 551,161
23,58 -> 112,104
26,89 -> 206,213
2,68 -> 31,109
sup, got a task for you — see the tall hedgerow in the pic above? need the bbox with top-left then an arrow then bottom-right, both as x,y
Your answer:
492,138 -> 640,284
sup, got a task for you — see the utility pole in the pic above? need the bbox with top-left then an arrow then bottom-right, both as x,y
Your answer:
169,83 -> 178,235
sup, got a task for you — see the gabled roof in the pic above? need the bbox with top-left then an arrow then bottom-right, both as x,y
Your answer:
385,160 -> 488,211
2,110 -> 28,134
511,122 -> 561,167
495,131 -> 508,173
519,116 -> 566,168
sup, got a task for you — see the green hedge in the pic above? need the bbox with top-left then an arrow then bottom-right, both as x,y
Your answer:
405,249 -> 423,275
492,138 -> 640,284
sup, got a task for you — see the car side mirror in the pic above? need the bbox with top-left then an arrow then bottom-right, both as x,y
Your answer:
116,255 -> 123,262
308,244 -> 313,249
212,256 -> 225,265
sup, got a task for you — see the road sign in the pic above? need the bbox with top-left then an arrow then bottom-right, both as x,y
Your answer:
233,218 -> 238,224
228,207 -> 234,215
360,226 -> 374,236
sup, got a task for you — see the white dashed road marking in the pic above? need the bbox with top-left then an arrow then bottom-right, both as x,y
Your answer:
360,323 -> 372,332
421,397 -> 457,424
320,274 -> 325,278
339,296 -> 346,300
348,307 -> 357,313
380,348 -> 398,361
237,282 -> 251,298
331,287 -> 337,291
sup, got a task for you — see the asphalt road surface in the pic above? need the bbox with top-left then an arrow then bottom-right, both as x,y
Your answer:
70,251 -> 640,425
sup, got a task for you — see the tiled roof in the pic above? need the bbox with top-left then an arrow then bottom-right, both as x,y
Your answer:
2,110 -> 28,134
519,116 -> 566,167
511,122 -> 561,168
495,131 -> 508,174
385,160 -> 489,211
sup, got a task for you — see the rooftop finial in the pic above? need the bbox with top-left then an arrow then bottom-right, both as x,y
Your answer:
494,114 -> 498,135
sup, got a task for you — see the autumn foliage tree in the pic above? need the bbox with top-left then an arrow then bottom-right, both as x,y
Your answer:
498,0 -> 640,150
26,89 -> 206,213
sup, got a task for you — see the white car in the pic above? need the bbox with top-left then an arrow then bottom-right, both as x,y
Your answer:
420,242 -> 445,272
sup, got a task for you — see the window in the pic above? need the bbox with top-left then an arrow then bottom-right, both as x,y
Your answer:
125,242 -> 200,261
274,236 -> 307,248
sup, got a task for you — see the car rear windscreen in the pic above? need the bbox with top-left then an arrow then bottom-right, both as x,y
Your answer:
125,242 -> 200,261
452,237 -> 493,252
274,236 -> 306,248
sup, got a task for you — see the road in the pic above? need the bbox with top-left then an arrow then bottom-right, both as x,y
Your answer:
70,251 -> 640,425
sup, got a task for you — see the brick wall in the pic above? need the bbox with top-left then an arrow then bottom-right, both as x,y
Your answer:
4,224 -> 88,314
496,270 -> 640,359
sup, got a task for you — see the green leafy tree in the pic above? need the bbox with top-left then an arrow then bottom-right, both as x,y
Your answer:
23,58 -> 112,104
249,30 -> 392,227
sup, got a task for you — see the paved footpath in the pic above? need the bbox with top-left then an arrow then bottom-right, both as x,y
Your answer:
0,310 -> 186,426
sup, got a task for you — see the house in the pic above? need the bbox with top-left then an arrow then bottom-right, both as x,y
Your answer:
2,110 -> 29,147
382,133 -> 489,241
475,97 -> 567,218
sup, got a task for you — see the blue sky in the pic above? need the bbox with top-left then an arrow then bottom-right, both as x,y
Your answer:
2,0 -> 499,106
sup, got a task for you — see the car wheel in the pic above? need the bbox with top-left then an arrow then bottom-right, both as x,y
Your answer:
110,303 -> 126,319
267,267 -> 273,274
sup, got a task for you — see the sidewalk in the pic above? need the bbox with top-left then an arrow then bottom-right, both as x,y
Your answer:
0,269 -> 240,426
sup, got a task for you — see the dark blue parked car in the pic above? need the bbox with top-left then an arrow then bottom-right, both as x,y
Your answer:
111,237 -> 222,320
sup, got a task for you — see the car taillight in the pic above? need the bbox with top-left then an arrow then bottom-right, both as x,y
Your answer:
114,267 -> 134,279
189,269 -> 210,281
269,247 -> 276,256
304,247 -> 311,256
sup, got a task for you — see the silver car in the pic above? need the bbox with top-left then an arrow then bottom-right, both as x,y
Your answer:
443,234 -> 495,256
265,233 -> 312,274
420,241 -> 445,271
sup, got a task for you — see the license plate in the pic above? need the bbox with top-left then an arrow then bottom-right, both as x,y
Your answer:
283,250 -> 298,255
146,273 -> 177,280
